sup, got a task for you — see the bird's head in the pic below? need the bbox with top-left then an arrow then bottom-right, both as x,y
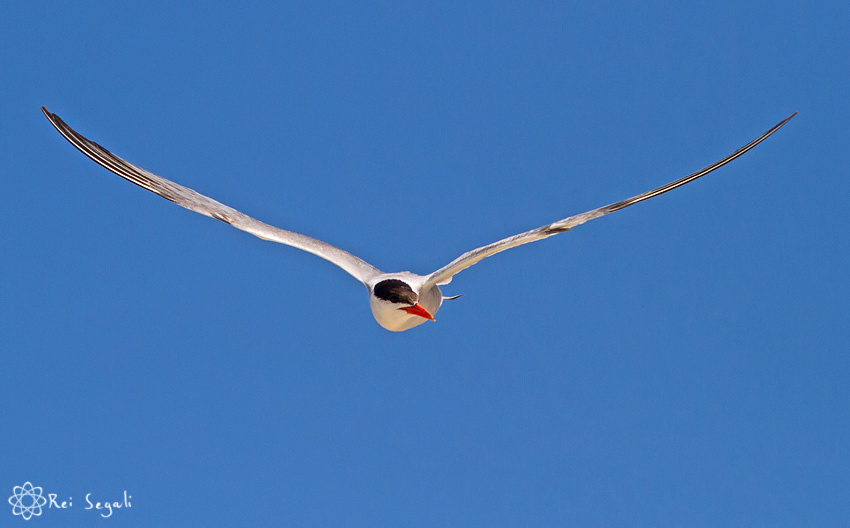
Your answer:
369,277 -> 438,331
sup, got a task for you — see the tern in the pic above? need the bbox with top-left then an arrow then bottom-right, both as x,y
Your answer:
42,107 -> 795,331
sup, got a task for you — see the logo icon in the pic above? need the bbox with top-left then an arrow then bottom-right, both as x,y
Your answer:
8,482 -> 47,520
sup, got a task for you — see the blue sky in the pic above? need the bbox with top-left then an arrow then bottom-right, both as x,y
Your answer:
2,1 -> 848,525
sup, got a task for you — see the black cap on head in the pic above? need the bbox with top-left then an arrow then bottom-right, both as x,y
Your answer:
373,279 -> 418,305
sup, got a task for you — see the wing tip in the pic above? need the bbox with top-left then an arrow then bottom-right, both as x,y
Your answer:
782,111 -> 798,125
41,106 -> 65,133
41,106 -> 54,121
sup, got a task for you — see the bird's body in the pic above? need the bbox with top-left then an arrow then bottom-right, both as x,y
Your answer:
368,274 -> 443,331
42,107 -> 795,331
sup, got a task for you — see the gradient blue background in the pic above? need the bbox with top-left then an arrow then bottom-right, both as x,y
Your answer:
3,1 -> 848,526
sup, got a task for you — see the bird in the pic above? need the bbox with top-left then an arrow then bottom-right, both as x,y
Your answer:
42,107 -> 795,331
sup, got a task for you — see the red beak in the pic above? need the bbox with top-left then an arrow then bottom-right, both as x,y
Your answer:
399,303 -> 435,321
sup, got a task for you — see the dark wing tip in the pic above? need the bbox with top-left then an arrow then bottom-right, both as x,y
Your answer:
41,106 -> 66,133
779,112 -> 798,127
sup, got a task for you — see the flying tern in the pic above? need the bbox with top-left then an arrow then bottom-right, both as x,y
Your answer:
42,107 -> 795,331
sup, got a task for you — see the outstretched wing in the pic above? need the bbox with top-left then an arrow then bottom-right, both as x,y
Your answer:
425,113 -> 796,287
42,107 -> 382,285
